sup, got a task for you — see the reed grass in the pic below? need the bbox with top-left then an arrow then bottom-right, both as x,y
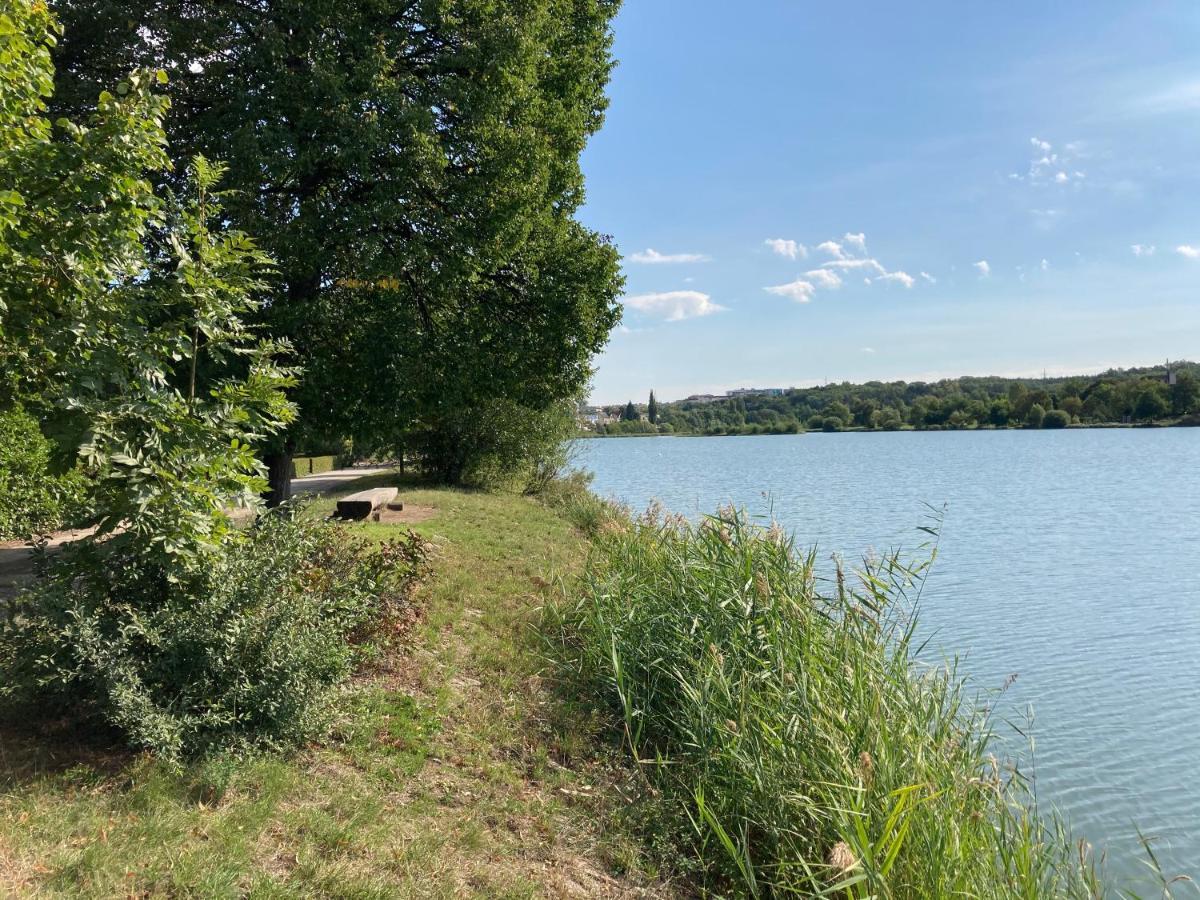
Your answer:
545,503 -> 1107,898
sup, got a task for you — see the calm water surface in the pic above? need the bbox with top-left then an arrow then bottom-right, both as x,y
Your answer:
576,429 -> 1200,883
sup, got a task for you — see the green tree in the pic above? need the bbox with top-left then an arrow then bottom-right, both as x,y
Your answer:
648,390 -> 659,424
825,401 -> 852,426
1135,383 -> 1170,420
622,401 -> 639,422
52,0 -> 624,494
1025,403 -> 1046,428
1171,371 -> 1199,415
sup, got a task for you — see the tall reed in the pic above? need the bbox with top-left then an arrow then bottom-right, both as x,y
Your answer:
545,505 -> 1105,897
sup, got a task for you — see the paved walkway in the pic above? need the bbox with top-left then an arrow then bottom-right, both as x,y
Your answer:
290,465 -> 395,495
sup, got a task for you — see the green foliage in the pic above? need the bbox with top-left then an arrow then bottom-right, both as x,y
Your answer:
413,396 -> 581,489
622,401 -> 640,422
546,508 -> 1104,897
52,0 -> 625,481
0,404 -> 69,539
2,508 -> 430,758
652,364 -> 1199,436
1042,408 -> 1071,429
1025,403 -> 1046,428
647,390 -> 659,424
1172,371 -> 1199,415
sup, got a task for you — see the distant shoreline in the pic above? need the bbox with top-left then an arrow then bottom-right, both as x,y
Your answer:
578,420 -> 1197,438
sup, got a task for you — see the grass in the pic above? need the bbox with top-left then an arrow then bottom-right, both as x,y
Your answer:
543,504 -> 1115,898
0,473 -> 667,898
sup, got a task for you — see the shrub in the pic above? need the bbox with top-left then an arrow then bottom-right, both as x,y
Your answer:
1042,409 -> 1071,429
1,509 -> 430,759
820,415 -> 843,432
546,508 -> 1103,897
0,405 -> 90,540
0,405 -> 62,540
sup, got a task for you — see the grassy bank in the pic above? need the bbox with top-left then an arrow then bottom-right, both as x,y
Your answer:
0,475 -> 663,898
544,504 -> 1111,898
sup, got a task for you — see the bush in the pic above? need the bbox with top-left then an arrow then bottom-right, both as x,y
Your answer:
820,415 -> 843,432
1042,409 -> 1071,429
0,405 -> 90,540
1,509 -> 430,759
546,508 -> 1103,897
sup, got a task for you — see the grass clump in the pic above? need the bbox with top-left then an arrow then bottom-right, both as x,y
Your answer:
545,505 -> 1105,898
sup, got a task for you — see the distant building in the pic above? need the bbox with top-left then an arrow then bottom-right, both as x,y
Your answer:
578,405 -> 617,427
726,387 -> 786,398
684,394 -> 722,404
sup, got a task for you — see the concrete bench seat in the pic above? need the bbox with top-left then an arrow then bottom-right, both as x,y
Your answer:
336,487 -> 399,520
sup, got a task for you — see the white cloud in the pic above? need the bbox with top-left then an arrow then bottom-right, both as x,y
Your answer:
861,347 -> 876,354
804,268 -> 843,289
820,257 -> 887,275
1177,245 -> 1200,259
628,248 -> 709,265
1017,138 -> 1085,186
622,290 -> 725,320
764,279 -> 816,303
920,271 -> 936,284
876,270 -> 915,288
1040,258 -> 1050,271
974,260 -> 991,277
843,232 -> 868,253
1131,244 -> 1156,257
816,240 -> 846,259
764,238 -> 806,260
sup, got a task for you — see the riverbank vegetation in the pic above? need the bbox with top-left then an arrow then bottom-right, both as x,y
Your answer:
593,362 -> 1200,436
545,503 -> 1109,896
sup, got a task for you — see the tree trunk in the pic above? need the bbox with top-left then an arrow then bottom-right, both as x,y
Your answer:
264,451 -> 293,508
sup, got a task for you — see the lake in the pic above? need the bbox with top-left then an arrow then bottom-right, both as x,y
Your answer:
575,429 -> 1200,884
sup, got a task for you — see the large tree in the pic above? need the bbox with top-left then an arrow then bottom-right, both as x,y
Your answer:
50,0 -> 624,497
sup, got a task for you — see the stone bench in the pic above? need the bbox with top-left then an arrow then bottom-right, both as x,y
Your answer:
336,487 -> 400,520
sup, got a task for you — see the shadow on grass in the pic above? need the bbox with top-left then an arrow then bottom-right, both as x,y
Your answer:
0,708 -> 133,791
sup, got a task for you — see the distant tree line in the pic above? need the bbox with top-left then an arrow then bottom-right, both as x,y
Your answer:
591,363 -> 1200,436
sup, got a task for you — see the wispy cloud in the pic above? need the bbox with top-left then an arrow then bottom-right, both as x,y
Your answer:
765,231 -> 923,304
861,347 -> 876,354
974,260 -> 991,277
821,257 -> 887,275
628,248 -> 710,265
1131,244 -> 1156,257
843,232 -> 868,254
764,279 -> 816,303
804,269 -> 843,289
875,270 -> 915,288
764,238 -> 806,260
1177,245 -> 1200,259
622,290 -> 725,320
816,240 -> 846,259
1137,80 -> 1200,116
1040,258 -> 1050,271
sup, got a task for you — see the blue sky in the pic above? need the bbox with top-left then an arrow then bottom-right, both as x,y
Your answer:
579,1 -> 1200,404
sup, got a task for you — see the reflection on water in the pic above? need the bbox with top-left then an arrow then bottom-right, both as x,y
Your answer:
576,429 -> 1200,883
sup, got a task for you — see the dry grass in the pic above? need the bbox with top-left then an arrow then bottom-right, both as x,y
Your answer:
0,475 -> 672,898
